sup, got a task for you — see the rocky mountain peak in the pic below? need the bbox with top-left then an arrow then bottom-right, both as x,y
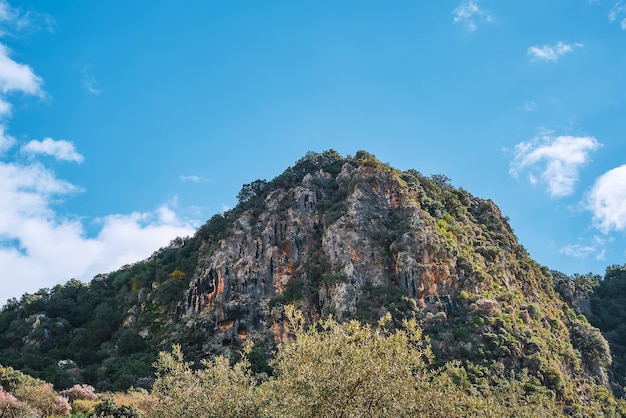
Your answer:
1,150 -> 614,408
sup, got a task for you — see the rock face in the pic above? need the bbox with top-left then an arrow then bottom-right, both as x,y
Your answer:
125,150 -> 609,407
0,150 -> 613,402
175,150 -> 596,395
181,156 -> 458,350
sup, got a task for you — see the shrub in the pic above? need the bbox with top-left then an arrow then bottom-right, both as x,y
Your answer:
14,382 -> 71,417
113,389 -> 156,417
0,386 -> 22,416
570,320 -> 612,368
60,384 -> 98,401
71,398 -> 98,415
93,395 -> 140,418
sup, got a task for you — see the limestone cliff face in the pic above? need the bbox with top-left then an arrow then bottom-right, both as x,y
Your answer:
177,152 -> 554,360
166,151 -> 612,405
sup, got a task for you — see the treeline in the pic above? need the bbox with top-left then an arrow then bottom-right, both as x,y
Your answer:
554,264 -> 626,396
0,234 -> 200,392
3,306 -> 624,417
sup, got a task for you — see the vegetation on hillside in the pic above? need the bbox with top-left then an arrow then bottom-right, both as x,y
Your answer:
554,265 -> 626,397
150,306 -> 577,417
0,150 -> 624,416
4,307 -> 620,417
0,234 -> 199,391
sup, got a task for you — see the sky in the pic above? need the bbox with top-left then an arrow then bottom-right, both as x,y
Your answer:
0,0 -> 625,305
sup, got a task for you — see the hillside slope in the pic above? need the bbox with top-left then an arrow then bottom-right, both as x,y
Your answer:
0,150 -> 618,413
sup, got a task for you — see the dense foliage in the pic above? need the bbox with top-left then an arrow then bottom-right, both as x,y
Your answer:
554,265 -> 626,397
151,306 -> 574,418
1,308 -> 625,416
0,234 -> 200,391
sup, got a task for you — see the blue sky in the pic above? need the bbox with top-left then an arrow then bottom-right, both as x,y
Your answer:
1,0 -> 625,304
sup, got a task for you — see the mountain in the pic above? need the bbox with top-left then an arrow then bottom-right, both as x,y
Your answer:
0,150 -> 621,414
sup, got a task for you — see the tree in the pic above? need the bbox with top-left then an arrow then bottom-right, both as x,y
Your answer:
152,344 -> 258,418
237,180 -> 268,203
260,306 -> 484,418
152,307 -> 569,417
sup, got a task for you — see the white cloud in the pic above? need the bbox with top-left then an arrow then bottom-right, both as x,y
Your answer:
527,42 -> 583,62
510,133 -> 601,197
609,1 -> 626,29
0,159 -> 196,305
587,165 -> 626,233
0,97 -> 10,116
0,41 -> 43,121
21,138 -> 84,162
0,44 -> 42,95
560,244 -> 595,258
452,1 -> 493,32
0,123 -> 15,153
0,2 -> 194,305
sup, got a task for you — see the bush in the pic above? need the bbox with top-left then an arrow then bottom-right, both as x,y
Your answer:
14,382 -> 71,417
71,398 -> 98,415
93,395 -> 140,418
570,320 -> 612,368
0,386 -> 22,416
60,384 -> 98,401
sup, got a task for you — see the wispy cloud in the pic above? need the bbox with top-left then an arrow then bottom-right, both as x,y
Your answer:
21,138 -> 84,163
609,1 -> 626,29
560,244 -> 595,258
81,64 -> 101,95
560,235 -> 610,260
0,0 -> 54,38
0,0 -> 26,37
452,1 -> 493,32
510,133 -> 601,197
560,244 -> 607,260
179,175 -> 205,183
527,42 -> 583,62
587,165 -> 626,233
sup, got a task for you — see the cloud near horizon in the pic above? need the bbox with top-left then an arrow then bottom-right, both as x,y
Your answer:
560,244 -> 596,258
0,2 -> 196,305
527,42 -> 583,62
0,156 -> 196,305
510,134 -> 601,197
587,165 -> 626,233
